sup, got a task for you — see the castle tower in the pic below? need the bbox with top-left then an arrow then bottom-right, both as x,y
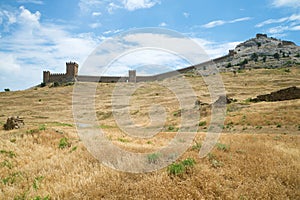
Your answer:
43,71 -> 50,83
129,70 -> 136,83
66,62 -> 79,78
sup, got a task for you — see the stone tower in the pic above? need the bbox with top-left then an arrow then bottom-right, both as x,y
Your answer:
129,70 -> 136,83
66,62 -> 79,78
43,71 -> 50,83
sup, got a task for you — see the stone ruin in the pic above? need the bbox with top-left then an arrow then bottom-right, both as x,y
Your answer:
3,116 -> 24,130
253,86 -> 300,102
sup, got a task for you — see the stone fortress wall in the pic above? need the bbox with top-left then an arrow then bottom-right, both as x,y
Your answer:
43,62 -> 79,83
42,52 -> 232,84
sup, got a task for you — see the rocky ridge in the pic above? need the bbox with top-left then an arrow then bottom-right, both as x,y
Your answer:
215,33 -> 300,70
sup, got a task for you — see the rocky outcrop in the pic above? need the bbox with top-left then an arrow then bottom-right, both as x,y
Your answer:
3,116 -> 24,130
253,86 -> 300,102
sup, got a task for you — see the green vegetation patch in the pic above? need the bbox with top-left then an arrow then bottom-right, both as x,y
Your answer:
167,158 -> 196,176
58,137 -> 70,149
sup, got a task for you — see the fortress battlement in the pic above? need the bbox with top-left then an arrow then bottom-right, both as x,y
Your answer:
49,73 -> 66,76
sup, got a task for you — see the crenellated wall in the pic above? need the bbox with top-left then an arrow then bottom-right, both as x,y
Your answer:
43,62 -> 78,84
42,53 -> 232,84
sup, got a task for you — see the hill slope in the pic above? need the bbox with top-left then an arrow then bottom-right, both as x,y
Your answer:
0,67 -> 299,199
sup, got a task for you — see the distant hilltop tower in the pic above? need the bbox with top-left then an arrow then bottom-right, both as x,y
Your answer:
43,61 -> 78,84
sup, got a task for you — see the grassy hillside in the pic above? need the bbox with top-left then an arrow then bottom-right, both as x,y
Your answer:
0,67 -> 299,199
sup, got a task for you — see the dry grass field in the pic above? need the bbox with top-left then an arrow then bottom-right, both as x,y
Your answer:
0,67 -> 299,199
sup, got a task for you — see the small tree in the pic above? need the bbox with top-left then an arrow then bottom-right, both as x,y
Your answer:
4,88 -> 10,92
251,53 -> 258,62
256,42 -> 261,47
226,62 -> 232,68
274,53 -> 280,60
240,59 -> 248,66
262,56 -> 267,62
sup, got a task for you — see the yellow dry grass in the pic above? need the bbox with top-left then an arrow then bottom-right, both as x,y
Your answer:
0,67 -> 299,199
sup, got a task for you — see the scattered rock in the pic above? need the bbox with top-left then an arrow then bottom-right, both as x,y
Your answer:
3,116 -> 24,130
214,96 -> 235,106
195,99 -> 209,107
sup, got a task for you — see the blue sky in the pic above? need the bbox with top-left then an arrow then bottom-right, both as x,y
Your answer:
0,0 -> 300,90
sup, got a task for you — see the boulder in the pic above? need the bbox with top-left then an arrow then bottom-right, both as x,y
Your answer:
3,116 -> 24,130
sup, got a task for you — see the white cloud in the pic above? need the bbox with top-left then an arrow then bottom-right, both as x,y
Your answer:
230,17 -> 252,23
122,0 -> 160,11
79,0 -> 159,14
272,0 -> 300,8
256,14 -> 300,35
0,10 -> 17,31
268,25 -> 289,34
268,24 -> 300,34
19,6 -> 40,25
0,6 -> 100,90
202,17 -> 251,28
255,14 -> 300,27
78,0 -> 103,13
203,20 -> 226,28
0,53 -> 21,74
183,12 -> 190,18
89,22 -> 101,28
193,39 -> 240,59
159,22 -> 167,27
103,29 -> 123,35
80,31 -> 241,76
17,0 -> 44,4
92,12 -> 102,16
107,2 -> 122,14
291,25 -> 300,30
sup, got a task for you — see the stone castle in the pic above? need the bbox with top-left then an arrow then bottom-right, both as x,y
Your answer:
42,54 -> 232,84
43,62 -> 79,83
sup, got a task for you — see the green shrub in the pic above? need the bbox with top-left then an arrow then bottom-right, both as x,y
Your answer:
40,82 -> 46,87
192,142 -> 202,151
198,121 -> 207,126
276,123 -> 282,128
216,143 -> 230,151
147,153 -> 160,164
273,53 -> 280,60
0,150 -> 16,158
251,53 -> 258,62
58,137 -> 70,149
207,153 -> 223,168
166,126 -> 178,132
33,176 -> 44,191
167,158 -> 196,176
173,110 -> 181,117
117,138 -> 129,143
39,124 -> 46,131
53,82 -> 60,87
181,158 -> 196,167
226,62 -> 232,68
31,195 -> 51,200
4,88 -> 10,92
168,163 -> 185,175
1,160 -> 13,169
